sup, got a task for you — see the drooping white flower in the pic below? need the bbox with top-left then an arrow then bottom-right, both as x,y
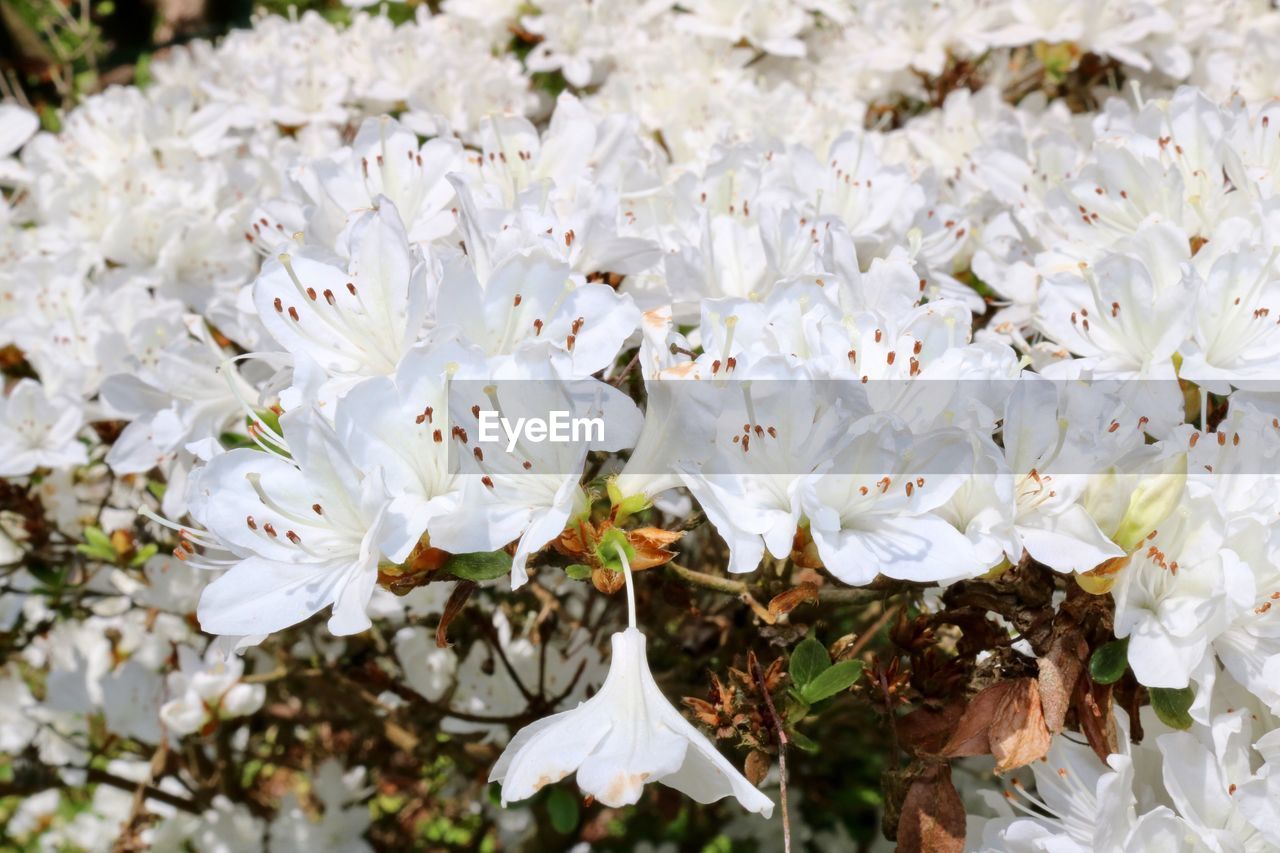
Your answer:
491,546 -> 773,816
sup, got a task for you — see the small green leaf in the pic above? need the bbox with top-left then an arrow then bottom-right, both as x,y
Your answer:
1149,686 -> 1195,730
129,543 -> 159,567
564,564 -> 591,581
444,551 -> 512,581
789,635 -> 830,689
783,691 -> 811,723
27,562 -> 67,592
546,786 -> 579,834
800,660 -> 864,704
788,728 -> 820,753
77,526 -> 117,562
85,526 -> 112,551
1089,637 -> 1130,685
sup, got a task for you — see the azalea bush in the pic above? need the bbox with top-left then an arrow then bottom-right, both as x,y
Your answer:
2,1 -> 1280,851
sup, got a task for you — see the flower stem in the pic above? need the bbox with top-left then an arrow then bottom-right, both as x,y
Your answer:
616,542 -> 637,630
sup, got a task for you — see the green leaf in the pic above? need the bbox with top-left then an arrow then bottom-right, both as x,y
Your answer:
129,543 -> 159,567
1149,686 -> 1195,730
789,635 -> 830,690
783,689 -> 811,722
85,526 -> 112,552
546,786 -> 579,834
27,562 -> 67,592
1089,637 -> 1130,684
564,564 -> 591,581
787,728 -> 820,753
444,551 -> 512,582
800,660 -> 864,704
77,526 -> 117,562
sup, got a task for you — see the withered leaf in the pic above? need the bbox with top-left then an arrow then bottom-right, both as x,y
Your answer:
940,678 -> 1052,772
745,750 -> 770,786
989,678 -> 1051,773
436,580 -> 476,648
626,527 -> 684,570
1038,628 -> 1088,733
1075,675 -> 1118,763
897,764 -> 965,853
896,700 -> 966,756
767,584 -> 820,618
682,697 -> 720,728
941,680 -> 1020,758
591,565 -> 625,595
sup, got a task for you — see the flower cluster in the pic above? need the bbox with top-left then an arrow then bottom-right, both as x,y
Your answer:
3,1 -> 1280,849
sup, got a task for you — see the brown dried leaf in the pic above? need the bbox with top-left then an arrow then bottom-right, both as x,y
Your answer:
897,700 -> 966,756
989,678 -> 1051,773
1075,675 -> 1118,763
941,680 -> 1020,758
436,580 -> 476,648
1038,628 -> 1088,733
789,526 -> 824,569
591,565 -> 625,595
745,750 -> 770,786
897,765 -> 965,853
553,519 -> 592,559
627,527 -> 684,570
682,697 -> 721,727
767,584 -> 820,618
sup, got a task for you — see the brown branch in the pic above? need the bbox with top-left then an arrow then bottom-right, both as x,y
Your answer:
751,656 -> 790,853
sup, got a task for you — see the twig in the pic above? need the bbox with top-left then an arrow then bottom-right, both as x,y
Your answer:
86,768 -> 201,815
751,656 -> 790,852
666,562 -> 747,594
846,603 -> 902,660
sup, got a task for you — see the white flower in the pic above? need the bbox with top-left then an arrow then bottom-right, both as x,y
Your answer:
334,341 -> 508,562
188,408 -> 391,637
0,103 -> 39,185
799,417 -> 987,585
1035,222 -> 1196,380
159,644 -> 265,735
0,379 -> 88,476
1111,495 -> 1254,689
253,201 -> 430,402
491,626 -> 773,815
